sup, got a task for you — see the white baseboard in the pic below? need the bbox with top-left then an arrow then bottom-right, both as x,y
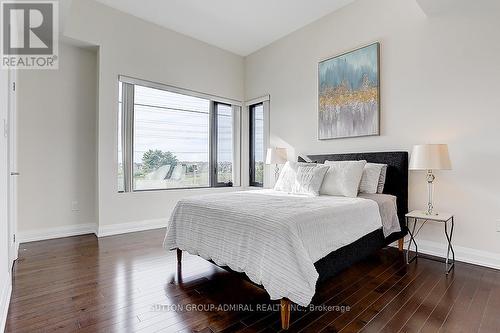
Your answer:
17,223 -> 97,243
9,241 -> 19,272
0,274 -> 12,333
97,218 -> 167,237
392,238 -> 500,270
16,219 -> 168,243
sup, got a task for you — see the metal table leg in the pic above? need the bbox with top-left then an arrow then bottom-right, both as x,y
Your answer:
444,217 -> 455,274
406,217 -> 419,264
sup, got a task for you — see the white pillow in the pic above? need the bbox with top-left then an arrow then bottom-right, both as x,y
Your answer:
292,164 -> 329,196
320,160 -> 367,197
359,163 -> 385,194
377,164 -> 388,193
274,161 -> 312,192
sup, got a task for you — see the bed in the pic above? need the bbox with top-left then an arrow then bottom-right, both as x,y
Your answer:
164,151 -> 408,329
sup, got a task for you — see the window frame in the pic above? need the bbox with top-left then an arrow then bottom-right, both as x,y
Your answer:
211,101 -> 234,187
118,75 -> 241,192
249,102 -> 264,187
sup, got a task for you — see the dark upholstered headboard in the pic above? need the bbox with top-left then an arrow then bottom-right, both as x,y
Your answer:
299,151 -> 408,228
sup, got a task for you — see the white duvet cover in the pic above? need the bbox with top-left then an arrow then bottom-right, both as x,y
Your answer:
163,189 -> 399,306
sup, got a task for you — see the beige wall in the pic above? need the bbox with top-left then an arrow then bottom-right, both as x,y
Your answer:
245,0 -> 500,259
64,0 -> 245,231
17,43 -> 98,233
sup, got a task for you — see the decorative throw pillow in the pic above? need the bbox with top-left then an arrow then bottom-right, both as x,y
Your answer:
292,164 -> 329,196
274,161 -> 314,193
377,164 -> 388,193
359,163 -> 385,194
320,160 -> 367,197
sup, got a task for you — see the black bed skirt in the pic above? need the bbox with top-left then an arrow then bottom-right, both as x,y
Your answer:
314,229 -> 406,283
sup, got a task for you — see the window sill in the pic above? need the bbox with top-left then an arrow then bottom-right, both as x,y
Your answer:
118,186 -> 242,195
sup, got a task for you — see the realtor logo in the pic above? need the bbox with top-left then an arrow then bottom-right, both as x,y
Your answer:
1,1 -> 58,69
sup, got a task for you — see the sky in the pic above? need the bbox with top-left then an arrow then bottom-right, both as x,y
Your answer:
119,84 -> 263,164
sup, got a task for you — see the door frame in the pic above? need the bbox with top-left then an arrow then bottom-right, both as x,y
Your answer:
7,69 -> 18,267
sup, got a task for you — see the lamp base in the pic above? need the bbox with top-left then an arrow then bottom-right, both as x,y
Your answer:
274,164 -> 280,182
426,170 -> 436,215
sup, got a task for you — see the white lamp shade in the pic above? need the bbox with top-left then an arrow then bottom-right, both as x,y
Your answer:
409,144 -> 452,170
265,148 -> 288,164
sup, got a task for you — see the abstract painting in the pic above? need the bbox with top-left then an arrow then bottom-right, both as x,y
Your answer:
318,42 -> 380,139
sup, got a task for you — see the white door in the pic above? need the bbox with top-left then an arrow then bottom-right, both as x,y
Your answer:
1,70 -> 10,275
7,69 -> 17,267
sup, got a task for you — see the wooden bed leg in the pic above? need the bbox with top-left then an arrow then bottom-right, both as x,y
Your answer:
177,249 -> 182,263
280,298 -> 291,330
398,238 -> 404,252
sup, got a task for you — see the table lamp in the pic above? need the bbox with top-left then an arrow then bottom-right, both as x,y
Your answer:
266,148 -> 288,182
409,144 -> 452,215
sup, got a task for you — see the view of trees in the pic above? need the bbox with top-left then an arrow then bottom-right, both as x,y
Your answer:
141,149 -> 178,174
133,149 -> 232,189
255,162 -> 264,184
217,161 -> 233,183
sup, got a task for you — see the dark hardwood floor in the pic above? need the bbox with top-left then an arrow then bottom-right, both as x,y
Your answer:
6,229 -> 500,332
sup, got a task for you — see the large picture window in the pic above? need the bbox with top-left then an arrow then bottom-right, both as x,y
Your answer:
249,103 -> 264,187
118,76 -> 241,192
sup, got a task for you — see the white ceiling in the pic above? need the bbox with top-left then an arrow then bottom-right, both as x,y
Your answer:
93,0 -> 355,56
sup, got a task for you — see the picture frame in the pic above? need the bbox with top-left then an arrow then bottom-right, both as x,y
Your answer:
318,42 -> 380,140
